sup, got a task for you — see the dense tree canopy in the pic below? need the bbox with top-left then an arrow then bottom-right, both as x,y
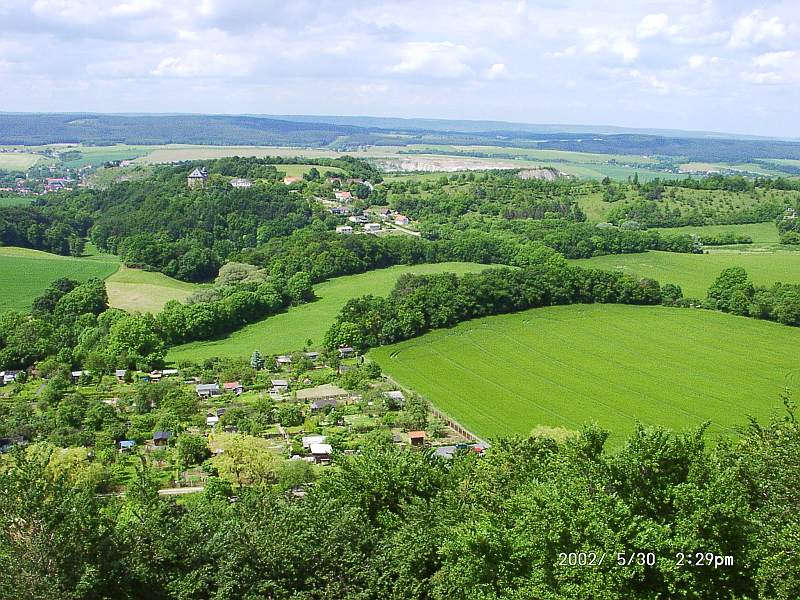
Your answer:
1,407 -> 799,599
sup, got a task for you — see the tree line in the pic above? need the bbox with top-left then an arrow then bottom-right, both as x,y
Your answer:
323,256 -> 662,352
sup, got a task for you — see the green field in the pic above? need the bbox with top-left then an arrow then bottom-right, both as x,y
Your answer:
105,266 -> 199,313
58,145 -> 155,168
168,262 -> 492,362
569,249 -> 800,298
0,152 -> 42,170
655,222 -> 780,244
136,145 -> 351,164
0,247 -> 120,311
370,304 -> 800,444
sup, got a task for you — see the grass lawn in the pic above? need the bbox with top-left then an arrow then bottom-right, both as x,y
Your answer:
654,222 -> 781,244
105,266 -> 199,313
167,262 -> 493,362
370,304 -> 800,445
0,247 -> 120,312
569,249 -> 800,298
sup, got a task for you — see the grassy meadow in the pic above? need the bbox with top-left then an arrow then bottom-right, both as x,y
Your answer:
569,249 -> 800,298
654,222 -> 781,244
105,266 -> 199,313
370,304 -> 800,444
0,247 -> 120,311
168,262 -> 492,362
0,152 -> 42,170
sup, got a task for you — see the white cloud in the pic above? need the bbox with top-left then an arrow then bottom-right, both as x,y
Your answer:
151,51 -> 252,77
582,31 -> 639,64
391,42 -> 475,78
687,55 -> 719,69
486,62 -> 508,79
752,50 -> 795,68
728,10 -> 786,48
742,71 -> 784,85
626,68 -> 671,93
636,14 -> 675,39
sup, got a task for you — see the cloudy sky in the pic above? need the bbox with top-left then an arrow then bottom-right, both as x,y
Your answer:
0,0 -> 798,137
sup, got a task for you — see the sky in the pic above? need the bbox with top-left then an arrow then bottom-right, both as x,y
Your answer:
0,0 -> 798,137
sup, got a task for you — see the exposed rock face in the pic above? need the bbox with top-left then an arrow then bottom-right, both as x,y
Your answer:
517,168 -> 561,181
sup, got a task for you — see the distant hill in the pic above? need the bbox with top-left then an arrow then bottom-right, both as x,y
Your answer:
3,112 -> 800,163
266,114 -> 783,141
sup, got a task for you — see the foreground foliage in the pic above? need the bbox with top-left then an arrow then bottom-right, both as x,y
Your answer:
1,409 -> 798,599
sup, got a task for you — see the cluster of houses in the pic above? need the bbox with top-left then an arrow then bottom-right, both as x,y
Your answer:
43,177 -> 74,193
195,381 -> 244,398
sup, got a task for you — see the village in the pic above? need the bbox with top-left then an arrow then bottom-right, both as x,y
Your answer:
0,344 -> 481,492
186,165 -> 418,237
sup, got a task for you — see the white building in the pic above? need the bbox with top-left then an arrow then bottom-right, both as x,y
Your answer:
336,225 -> 353,234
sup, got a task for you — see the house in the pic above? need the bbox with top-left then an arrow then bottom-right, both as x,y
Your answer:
223,381 -> 243,395
0,370 -> 21,385
329,206 -> 350,216
334,190 -> 352,202
304,351 -> 319,361
364,222 -> 381,233
119,440 -> 136,452
70,370 -> 90,383
44,177 -> 72,193
283,175 -> 303,185
785,207 -> 797,220
276,355 -> 293,367
336,225 -> 353,234
196,383 -> 221,398
378,208 -> 393,220
114,369 -> 127,382
408,431 -> 426,446
338,346 -> 355,358
148,370 -> 163,383
187,167 -> 208,188
162,369 -> 179,377
309,443 -> 333,464
383,390 -> 405,406
206,415 -> 220,427
310,397 -> 339,411
302,435 -> 327,449
394,214 -> 410,226
153,431 -> 172,446
348,215 -> 369,224
270,379 -> 290,392
229,177 -> 252,188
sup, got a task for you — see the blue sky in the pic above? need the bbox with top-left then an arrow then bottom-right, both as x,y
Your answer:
0,0 -> 798,136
